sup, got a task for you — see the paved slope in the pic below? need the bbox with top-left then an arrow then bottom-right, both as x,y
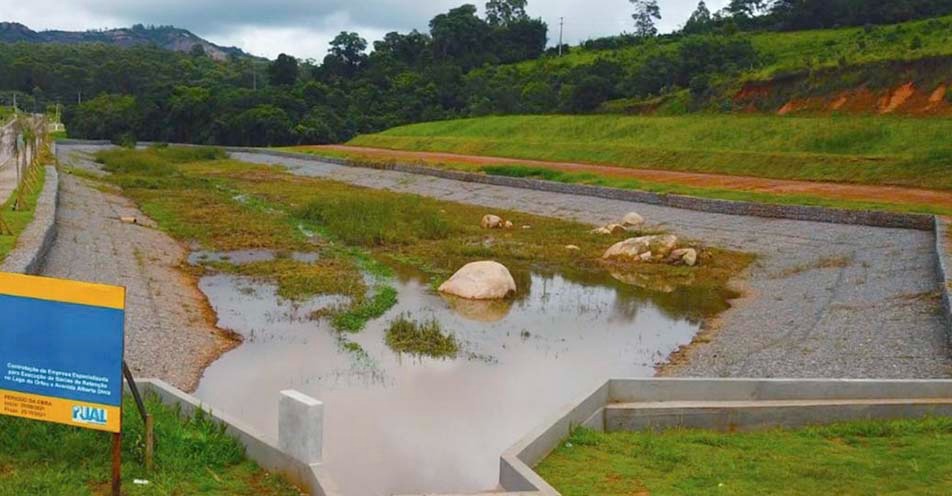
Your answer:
41,146 -> 236,391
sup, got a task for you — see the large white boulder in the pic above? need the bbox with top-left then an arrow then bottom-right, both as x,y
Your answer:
438,261 -> 517,300
622,212 -> 645,228
603,234 -> 678,261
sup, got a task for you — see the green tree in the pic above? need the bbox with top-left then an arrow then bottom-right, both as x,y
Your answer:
630,0 -> 662,38
268,53 -> 299,86
485,0 -> 529,26
430,4 -> 494,70
329,32 -> 368,69
727,0 -> 770,19
683,1 -> 713,34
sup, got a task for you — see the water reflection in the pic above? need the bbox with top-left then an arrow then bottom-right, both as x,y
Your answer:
194,264 -> 700,495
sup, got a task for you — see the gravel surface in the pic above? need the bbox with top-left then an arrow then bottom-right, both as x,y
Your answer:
234,151 -> 952,379
42,147 -> 235,391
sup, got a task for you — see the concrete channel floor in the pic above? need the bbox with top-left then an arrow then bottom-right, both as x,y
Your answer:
233,151 -> 952,379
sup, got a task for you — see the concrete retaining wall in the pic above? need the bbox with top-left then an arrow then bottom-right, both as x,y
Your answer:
136,378 -> 341,496
486,378 -> 952,496
1,165 -> 59,274
937,216 -> 952,345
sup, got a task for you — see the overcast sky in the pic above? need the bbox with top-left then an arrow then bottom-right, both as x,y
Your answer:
1,0 -> 731,60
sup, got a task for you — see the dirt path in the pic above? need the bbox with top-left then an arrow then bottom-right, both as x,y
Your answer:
315,145 -> 952,211
42,147 -> 237,391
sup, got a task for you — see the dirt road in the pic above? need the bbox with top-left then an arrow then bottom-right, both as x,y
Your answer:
313,145 -> 952,212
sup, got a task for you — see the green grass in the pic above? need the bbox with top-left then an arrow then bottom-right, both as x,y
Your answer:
537,419 -> 952,496
481,164 -> 952,215
512,14 -> 952,83
0,166 -> 46,262
349,114 -> 952,191
296,195 -> 452,246
0,394 -> 299,495
385,313 -> 459,358
92,147 -> 753,329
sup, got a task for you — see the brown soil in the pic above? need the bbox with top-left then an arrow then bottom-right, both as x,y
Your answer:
314,145 -> 952,212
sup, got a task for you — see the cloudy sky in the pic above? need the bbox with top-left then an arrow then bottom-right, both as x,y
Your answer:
1,0 -> 731,60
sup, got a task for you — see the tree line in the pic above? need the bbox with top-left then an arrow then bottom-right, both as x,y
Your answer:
0,0 -> 948,146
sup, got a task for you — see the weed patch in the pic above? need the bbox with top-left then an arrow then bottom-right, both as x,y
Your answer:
385,313 -> 459,358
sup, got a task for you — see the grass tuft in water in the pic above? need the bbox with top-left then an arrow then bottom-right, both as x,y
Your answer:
385,313 -> 459,359
332,286 -> 399,333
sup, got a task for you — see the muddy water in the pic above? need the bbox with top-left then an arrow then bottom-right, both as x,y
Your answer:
194,266 -> 700,495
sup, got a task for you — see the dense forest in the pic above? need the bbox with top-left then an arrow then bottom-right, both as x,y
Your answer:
0,0 -> 950,146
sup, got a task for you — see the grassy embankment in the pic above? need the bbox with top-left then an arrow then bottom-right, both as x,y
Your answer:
511,14 -> 952,88
88,146 -> 752,356
284,114 -> 952,215
0,394 -> 299,495
537,418 -> 952,496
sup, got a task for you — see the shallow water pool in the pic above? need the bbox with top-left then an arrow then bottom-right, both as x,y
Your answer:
194,264 -> 700,495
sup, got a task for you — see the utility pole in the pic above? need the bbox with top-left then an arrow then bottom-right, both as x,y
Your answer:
12,93 -> 17,116
558,17 -> 565,57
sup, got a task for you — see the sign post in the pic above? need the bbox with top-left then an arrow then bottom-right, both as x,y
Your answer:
0,272 -> 126,494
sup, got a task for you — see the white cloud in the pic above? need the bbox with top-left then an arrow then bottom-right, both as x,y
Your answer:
0,0 -> 732,59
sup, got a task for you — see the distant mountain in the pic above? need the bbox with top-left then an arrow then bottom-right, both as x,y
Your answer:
0,22 -> 253,61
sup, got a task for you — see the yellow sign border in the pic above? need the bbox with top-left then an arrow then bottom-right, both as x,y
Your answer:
1,388 -> 122,433
0,272 -> 125,310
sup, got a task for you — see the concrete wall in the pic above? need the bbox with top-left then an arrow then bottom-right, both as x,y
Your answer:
937,217 -> 952,346
486,378 -> 952,496
0,165 -> 59,274
136,379 -> 341,496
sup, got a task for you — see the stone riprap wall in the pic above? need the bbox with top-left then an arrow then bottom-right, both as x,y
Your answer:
0,166 -> 59,274
937,217 -> 952,345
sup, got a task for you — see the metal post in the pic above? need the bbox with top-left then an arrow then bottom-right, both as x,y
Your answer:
111,432 -> 122,496
123,361 -> 154,470
559,17 -> 564,56
144,414 -> 155,471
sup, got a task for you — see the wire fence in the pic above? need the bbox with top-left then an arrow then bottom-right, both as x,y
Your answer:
0,114 -> 49,236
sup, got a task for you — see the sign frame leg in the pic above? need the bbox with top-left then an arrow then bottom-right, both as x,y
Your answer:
111,432 -> 121,496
